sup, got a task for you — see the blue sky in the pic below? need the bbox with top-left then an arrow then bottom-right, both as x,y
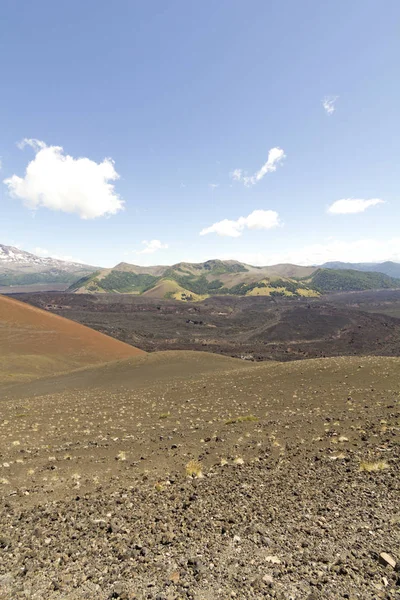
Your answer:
1,0 -> 399,267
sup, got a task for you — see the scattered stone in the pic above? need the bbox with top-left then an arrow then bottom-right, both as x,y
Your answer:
378,552 -> 396,570
265,555 -> 281,565
168,571 -> 180,584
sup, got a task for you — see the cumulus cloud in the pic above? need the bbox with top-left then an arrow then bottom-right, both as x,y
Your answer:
322,96 -> 338,115
137,239 -> 169,254
4,139 -> 124,219
214,238 -> 400,266
231,147 -> 285,187
327,198 -> 385,215
200,209 -> 281,237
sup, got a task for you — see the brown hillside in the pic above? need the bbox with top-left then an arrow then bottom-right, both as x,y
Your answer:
0,294 -> 145,382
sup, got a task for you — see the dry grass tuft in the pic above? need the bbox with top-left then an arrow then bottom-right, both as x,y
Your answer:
185,459 -> 203,478
359,460 -> 389,472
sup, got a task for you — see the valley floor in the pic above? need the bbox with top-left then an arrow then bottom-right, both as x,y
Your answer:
1,353 -> 399,599
8,292 -> 400,363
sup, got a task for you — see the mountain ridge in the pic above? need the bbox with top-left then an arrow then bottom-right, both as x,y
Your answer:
322,260 -> 400,278
2,243 -> 400,295
0,244 -> 97,286
69,260 -> 400,299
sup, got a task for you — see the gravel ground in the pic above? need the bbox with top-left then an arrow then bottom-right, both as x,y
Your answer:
1,355 -> 399,599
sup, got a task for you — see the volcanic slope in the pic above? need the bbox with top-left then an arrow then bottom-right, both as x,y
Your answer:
0,294 -> 145,382
0,350 -> 399,599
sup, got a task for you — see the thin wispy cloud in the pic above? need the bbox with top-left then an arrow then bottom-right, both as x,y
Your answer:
4,139 -> 124,219
17,138 -> 46,151
137,239 -> 169,254
231,147 -> 285,187
200,209 -> 281,237
327,198 -> 385,215
322,96 -> 338,115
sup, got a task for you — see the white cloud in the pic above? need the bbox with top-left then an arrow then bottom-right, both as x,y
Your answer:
231,147 -> 285,187
200,209 -> 281,237
327,198 -> 385,215
4,139 -> 124,219
209,183 -> 219,190
17,138 -> 46,151
322,96 -> 338,115
214,238 -> 400,266
137,239 -> 169,254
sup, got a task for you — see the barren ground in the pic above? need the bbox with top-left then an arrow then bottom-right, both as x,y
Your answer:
8,292 -> 400,362
1,352 -> 399,599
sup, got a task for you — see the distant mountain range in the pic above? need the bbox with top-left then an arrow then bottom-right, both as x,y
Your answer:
1,244 -> 400,299
0,244 -> 96,286
322,261 -> 400,279
69,259 -> 400,300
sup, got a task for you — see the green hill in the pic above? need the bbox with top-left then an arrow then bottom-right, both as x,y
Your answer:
308,268 -> 400,293
68,261 -> 400,300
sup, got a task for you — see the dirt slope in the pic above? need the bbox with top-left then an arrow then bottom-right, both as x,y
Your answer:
0,294 -> 145,382
2,350 -> 250,400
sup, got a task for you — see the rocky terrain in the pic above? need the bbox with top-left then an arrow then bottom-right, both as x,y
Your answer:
0,295 -> 399,599
9,292 -> 400,362
1,350 -> 400,599
324,289 -> 400,320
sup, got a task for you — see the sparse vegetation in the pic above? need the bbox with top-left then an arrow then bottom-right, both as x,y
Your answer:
225,415 -> 258,425
359,460 -> 389,472
185,459 -> 203,478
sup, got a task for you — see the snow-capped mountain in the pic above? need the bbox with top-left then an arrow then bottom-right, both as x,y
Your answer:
0,244 -> 96,274
0,244 -> 98,287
